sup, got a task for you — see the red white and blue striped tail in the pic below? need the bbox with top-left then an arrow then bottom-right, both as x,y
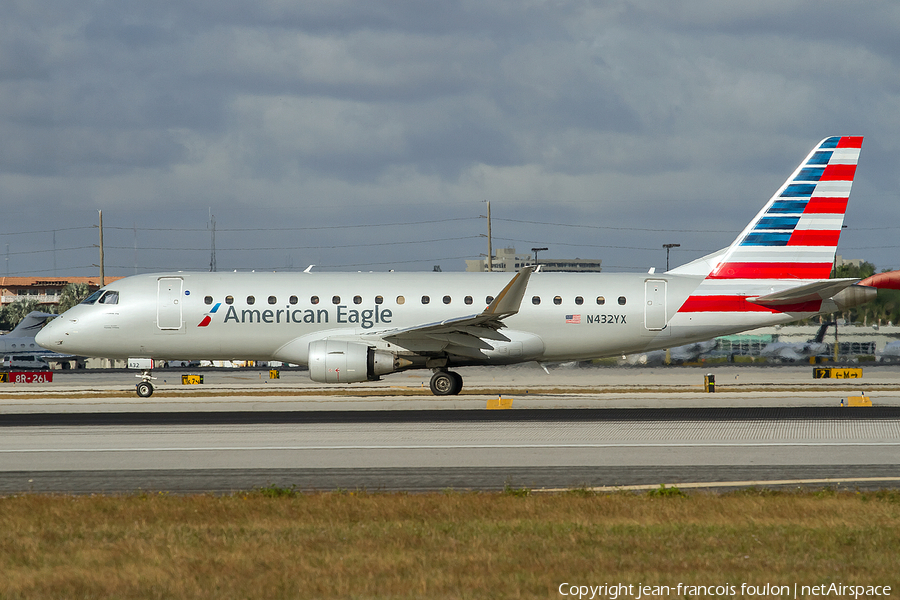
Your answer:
676,136 -> 862,316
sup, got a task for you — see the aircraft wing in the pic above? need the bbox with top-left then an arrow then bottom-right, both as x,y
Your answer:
380,267 -> 532,358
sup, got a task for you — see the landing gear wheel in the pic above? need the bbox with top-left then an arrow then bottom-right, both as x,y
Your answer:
449,371 -> 463,394
429,371 -> 463,396
136,381 -> 154,398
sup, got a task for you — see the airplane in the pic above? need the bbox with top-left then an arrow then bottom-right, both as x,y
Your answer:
758,321 -> 832,362
621,339 -> 718,366
0,311 -> 57,353
877,340 -> 900,363
37,136 -> 889,398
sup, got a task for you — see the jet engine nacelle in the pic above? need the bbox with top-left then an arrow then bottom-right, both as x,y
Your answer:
308,340 -> 397,383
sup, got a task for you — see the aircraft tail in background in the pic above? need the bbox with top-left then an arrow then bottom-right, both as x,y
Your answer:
4,311 -> 57,337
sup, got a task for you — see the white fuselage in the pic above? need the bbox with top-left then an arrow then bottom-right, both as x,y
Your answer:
36,270 -> 812,366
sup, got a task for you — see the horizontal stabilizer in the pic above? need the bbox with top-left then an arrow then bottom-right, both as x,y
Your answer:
749,278 -> 857,306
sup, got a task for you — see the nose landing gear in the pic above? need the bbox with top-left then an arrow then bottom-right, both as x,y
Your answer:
136,370 -> 155,398
429,370 -> 463,396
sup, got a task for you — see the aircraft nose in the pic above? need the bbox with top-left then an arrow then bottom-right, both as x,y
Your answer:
35,318 -> 65,350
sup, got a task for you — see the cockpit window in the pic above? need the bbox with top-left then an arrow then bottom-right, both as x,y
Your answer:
98,291 -> 119,304
81,290 -> 104,305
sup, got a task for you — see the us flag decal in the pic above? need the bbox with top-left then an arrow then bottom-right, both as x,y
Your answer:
565,314 -> 581,324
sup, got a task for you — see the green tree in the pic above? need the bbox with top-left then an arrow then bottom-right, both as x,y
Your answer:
831,262 -> 900,326
58,283 -> 92,313
833,261 -> 876,280
3,299 -> 40,329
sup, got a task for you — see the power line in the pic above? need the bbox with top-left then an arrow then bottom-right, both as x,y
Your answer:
492,237 -> 707,252
0,227 -> 94,237
104,217 -> 480,233
298,255 -> 478,269
2,265 -> 98,276
3,246 -> 95,256
105,235 -> 484,252
107,256 -> 478,271
494,218 -> 735,233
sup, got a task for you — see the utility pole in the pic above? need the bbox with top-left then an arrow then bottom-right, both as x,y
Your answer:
98,210 -> 105,286
833,316 -> 840,362
663,243 -> 680,271
486,201 -> 493,272
209,211 -> 217,272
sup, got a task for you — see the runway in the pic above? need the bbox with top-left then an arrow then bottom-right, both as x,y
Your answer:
1,405 -> 898,493
1,365 -> 898,493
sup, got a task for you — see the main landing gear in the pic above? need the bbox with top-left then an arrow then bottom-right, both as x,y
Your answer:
136,370 -> 156,398
429,370 -> 463,396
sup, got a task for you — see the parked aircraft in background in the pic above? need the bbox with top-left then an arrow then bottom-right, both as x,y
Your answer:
621,340 -> 718,366
877,341 -> 900,363
0,312 -> 57,354
38,136 -> 893,397
759,322 -> 832,362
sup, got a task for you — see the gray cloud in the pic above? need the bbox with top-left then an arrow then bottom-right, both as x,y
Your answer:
1,0 -> 899,276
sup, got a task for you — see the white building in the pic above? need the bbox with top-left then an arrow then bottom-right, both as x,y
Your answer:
465,247 -> 602,273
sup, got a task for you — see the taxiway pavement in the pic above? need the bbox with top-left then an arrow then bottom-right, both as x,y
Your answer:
0,365 -> 898,493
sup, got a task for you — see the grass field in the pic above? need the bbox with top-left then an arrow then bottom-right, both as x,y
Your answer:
1,488 -> 898,599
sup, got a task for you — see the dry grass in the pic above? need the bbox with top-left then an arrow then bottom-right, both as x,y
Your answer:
1,489 -> 898,599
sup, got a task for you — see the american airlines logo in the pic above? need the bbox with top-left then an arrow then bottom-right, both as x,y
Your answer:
198,303 -> 221,327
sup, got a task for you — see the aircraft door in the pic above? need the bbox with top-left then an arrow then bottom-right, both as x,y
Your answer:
644,279 -> 667,331
157,277 -> 184,330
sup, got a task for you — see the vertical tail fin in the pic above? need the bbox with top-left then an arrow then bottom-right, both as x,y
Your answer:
710,136 -> 862,281
6,311 -> 57,337
676,137 -> 862,317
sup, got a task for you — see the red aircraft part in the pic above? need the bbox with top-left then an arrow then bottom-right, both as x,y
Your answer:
859,270 -> 900,290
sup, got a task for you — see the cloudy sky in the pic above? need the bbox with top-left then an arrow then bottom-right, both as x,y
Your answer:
2,0 -> 899,277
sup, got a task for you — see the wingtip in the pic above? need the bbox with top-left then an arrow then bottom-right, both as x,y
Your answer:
483,267 -> 532,317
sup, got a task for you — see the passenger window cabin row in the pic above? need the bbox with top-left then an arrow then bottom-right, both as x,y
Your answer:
203,295 -> 628,307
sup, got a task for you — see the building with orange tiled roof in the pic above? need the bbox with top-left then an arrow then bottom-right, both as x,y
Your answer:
0,276 -> 124,309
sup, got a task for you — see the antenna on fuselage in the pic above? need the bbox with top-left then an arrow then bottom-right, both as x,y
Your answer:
304,265 -> 315,273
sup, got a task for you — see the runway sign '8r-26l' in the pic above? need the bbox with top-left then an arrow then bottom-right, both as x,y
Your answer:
0,372 -> 54,383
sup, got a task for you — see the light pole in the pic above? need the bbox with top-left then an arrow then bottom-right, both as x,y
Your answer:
663,243 -> 680,271
531,247 -> 548,270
